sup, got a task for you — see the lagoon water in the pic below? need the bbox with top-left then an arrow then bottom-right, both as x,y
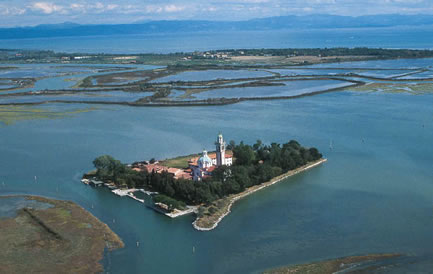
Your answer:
193,80 -> 351,99
1,31 -> 433,272
1,84 -> 433,273
1,26 -> 433,53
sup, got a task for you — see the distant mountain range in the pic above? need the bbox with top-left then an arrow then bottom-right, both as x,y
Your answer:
2,14 -> 433,39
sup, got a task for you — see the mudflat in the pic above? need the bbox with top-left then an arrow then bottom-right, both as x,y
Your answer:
0,195 -> 124,274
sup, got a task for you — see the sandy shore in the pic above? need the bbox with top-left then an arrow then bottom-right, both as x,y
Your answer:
193,158 -> 327,231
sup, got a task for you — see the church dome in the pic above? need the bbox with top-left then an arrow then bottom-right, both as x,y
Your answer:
198,150 -> 212,168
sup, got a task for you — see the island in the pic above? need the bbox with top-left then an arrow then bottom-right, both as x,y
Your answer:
0,195 -> 124,273
83,134 -> 326,231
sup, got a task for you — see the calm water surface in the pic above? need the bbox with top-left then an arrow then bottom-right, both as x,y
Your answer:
1,26 -> 433,53
193,80 -> 350,99
1,23 -> 433,271
0,72 -> 432,272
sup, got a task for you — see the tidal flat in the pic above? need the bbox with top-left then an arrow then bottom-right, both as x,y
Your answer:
0,195 -> 124,274
0,105 -> 97,125
0,58 -> 432,109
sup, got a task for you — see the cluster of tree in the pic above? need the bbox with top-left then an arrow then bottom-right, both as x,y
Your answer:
92,155 -> 143,187
210,140 -> 322,198
91,139 -> 322,208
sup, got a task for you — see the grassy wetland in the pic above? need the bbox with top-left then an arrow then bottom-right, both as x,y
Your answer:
0,195 -> 124,274
1,48 -> 433,111
0,105 -> 96,125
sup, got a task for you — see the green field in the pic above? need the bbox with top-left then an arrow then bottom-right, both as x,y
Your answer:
159,153 -> 199,169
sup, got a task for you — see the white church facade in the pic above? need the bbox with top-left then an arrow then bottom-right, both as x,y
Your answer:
189,133 -> 233,181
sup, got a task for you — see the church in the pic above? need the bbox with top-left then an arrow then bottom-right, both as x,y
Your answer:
189,133 -> 233,181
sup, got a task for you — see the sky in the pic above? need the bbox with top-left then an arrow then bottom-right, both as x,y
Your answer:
1,0 -> 433,27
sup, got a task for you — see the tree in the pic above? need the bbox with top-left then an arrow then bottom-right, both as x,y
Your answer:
231,166 -> 251,190
207,181 -> 224,199
211,165 -> 231,183
253,139 -> 263,151
233,142 -> 256,166
309,147 -> 322,160
227,140 -> 236,150
223,179 -> 241,195
288,140 -> 301,150
194,183 -> 215,204
255,164 -> 274,183
93,155 -> 125,182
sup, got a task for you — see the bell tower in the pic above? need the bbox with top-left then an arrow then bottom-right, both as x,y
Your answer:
215,133 -> 226,166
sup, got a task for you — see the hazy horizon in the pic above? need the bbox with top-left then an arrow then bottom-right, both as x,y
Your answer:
2,0 -> 433,27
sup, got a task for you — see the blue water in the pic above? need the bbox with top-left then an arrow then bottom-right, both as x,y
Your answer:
0,64 -> 159,95
193,80 -> 351,99
0,91 -> 151,104
0,79 -> 432,272
0,30 -> 433,272
1,26 -> 433,54
151,70 -> 272,83
400,69 -> 433,79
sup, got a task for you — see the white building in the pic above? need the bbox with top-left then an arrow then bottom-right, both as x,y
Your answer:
190,134 -> 233,181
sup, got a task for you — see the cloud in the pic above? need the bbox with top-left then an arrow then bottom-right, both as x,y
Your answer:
106,4 -> 119,10
141,4 -> 186,14
163,4 -> 185,13
0,6 -> 26,16
2,0 -> 433,27
70,3 -> 84,9
31,2 -> 64,14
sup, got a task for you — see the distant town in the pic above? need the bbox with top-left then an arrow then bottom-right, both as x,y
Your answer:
3,47 -> 433,65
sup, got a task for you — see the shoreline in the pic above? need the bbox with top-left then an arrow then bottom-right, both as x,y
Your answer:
192,158 -> 327,231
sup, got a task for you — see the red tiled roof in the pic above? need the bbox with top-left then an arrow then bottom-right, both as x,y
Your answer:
175,173 -> 192,180
142,164 -> 193,180
189,152 -> 232,165
207,152 -> 233,159
167,167 -> 181,174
